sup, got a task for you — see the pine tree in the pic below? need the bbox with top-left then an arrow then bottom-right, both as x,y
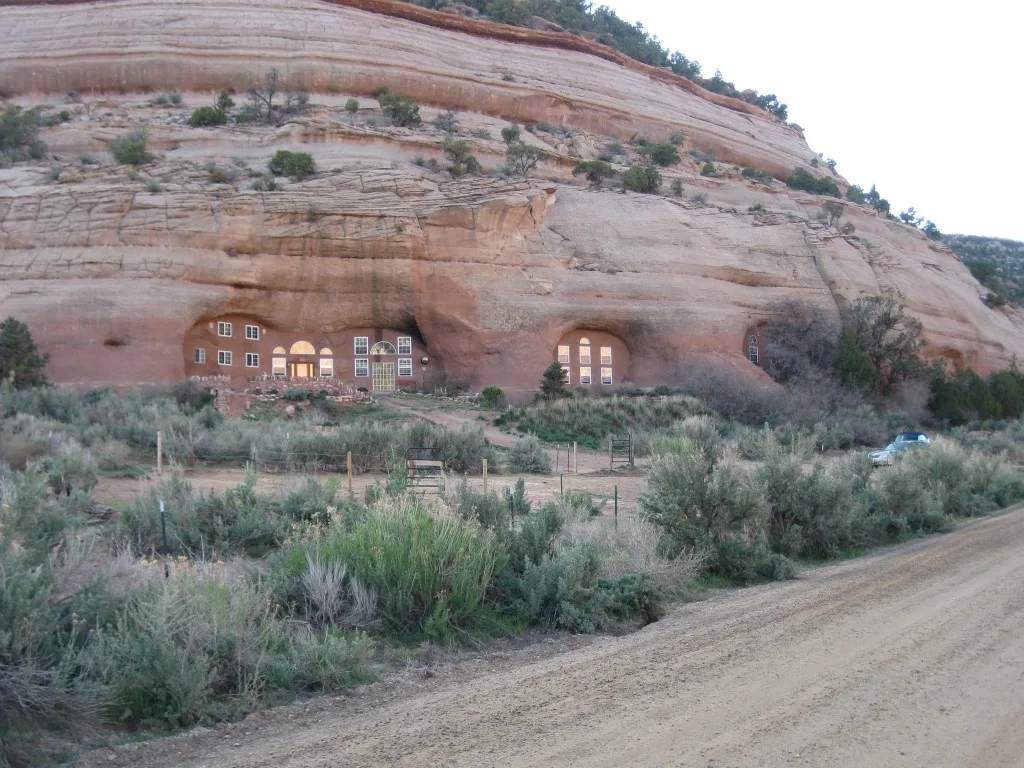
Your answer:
0,316 -> 48,389
832,328 -> 873,392
540,361 -> 568,399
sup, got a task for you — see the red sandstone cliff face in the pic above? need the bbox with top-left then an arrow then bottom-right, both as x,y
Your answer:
0,0 -> 1020,389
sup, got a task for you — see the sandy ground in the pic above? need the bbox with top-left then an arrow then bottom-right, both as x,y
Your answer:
76,506 -> 1024,768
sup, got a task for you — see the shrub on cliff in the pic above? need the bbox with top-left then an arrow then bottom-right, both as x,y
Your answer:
572,160 -> 614,188
0,316 -> 49,389
109,129 -> 153,165
268,150 -> 315,180
504,140 -> 547,177
786,167 -> 840,197
623,162 -> 661,193
0,105 -> 46,163
637,142 -> 680,167
440,136 -> 480,176
189,106 -> 227,127
376,90 -> 421,128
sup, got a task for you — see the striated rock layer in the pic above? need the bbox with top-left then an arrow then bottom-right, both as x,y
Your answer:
1,0 -> 1022,389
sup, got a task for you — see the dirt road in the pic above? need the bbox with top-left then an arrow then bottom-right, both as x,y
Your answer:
79,507 -> 1024,768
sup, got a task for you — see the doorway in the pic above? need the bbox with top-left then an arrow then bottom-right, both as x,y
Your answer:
290,362 -> 314,377
372,362 -> 395,392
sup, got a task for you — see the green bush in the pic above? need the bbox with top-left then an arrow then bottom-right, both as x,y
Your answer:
377,91 -> 421,127
109,130 -> 153,165
505,140 -> 547,176
268,150 -> 315,180
506,435 -> 551,474
623,162 -> 661,193
700,162 -> 717,177
188,106 -> 227,127
0,105 -> 43,162
478,386 -> 506,409
0,316 -> 49,389
786,167 -> 840,197
572,160 -> 614,187
741,167 -> 773,184
637,142 -> 680,167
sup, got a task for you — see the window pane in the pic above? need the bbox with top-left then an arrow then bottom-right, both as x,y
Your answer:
218,322 -> 232,337
354,337 -> 369,355
320,359 -> 333,376
398,337 -> 412,355
246,325 -> 259,340
246,353 -> 259,368
580,366 -> 591,384
557,345 -> 570,364
219,350 -> 232,365
600,346 -> 612,365
272,358 -> 286,375
562,364 -> 570,385
398,358 -> 412,377
579,346 -> 591,365
355,358 -> 369,377
194,348 -> 205,364
748,346 -> 759,364
601,367 -> 612,385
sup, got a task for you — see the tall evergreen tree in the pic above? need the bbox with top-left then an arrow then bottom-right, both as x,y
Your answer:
0,316 -> 48,389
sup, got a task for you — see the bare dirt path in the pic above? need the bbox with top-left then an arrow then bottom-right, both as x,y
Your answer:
78,507 -> 1024,768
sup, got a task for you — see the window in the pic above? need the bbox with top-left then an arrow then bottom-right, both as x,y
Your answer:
398,358 -> 412,377
319,347 -> 333,356
600,346 -> 613,365
245,353 -> 259,368
355,358 -> 369,377
290,341 -> 315,355
398,337 -> 412,355
245,325 -> 259,340
579,337 -> 591,345
562,365 -> 570,385
371,341 -> 397,355
579,345 -> 591,365
272,346 -> 286,355
218,350 -> 232,366
319,358 -> 333,377
748,346 -> 759,364
557,345 -> 570,364
272,357 -> 286,376
601,367 -> 613,385
580,366 -> 592,384
217,321 -> 232,337
354,337 -> 369,355
193,348 -> 206,364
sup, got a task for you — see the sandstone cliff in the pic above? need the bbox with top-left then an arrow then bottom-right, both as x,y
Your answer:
1,0 -> 1020,388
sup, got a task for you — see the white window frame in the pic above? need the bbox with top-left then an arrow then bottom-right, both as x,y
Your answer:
579,346 -> 592,365
272,357 -> 286,376
354,358 -> 369,377
218,350 -> 232,366
194,348 -> 206,364
600,346 -> 613,365
245,325 -> 259,341
397,336 -> 412,355
245,352 -> 259,368
601,367 -> 613,385
354,337 -> 369,355
398,358 -> 412,378
580,366 -> 592,384
557,345 -> 571,364
562,364 -> 570,385
320,358 -> 334,377
217,321 -> 232,337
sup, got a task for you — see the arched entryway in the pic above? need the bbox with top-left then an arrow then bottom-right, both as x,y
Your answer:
289,340 -> 316,377
370,341 -> 397,391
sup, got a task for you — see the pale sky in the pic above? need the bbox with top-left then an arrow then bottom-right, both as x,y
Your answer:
600,0 -> 1024,241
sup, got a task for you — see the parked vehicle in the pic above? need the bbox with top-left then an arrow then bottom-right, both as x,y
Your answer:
871,433 -> 930,466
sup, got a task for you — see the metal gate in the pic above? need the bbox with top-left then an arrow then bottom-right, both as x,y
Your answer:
609,434 -> 633,469
372,362 -> 395,392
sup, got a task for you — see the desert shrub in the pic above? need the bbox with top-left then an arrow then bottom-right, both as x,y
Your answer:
478,386 -> 506,409
786,167 -> 840,197
109,129 -> 153,165
0,316 -> 49,389
37,439 -> 97,497
501,124 -> 520,144
636,142 -> 679,167
670,178 -> 683,196
700,162 -> 717,177
572,160 -> 614,187
506,435 -> 551,474
285,495 -> 505,641
741,167 -> 773,184
504,140 -> 547,176
441,136 -> 480,176
268,150 -> 315,180
376,90 -> 421,127
188,106 -> 227,127
623,162 -> 661,193
0,105 -> 45,163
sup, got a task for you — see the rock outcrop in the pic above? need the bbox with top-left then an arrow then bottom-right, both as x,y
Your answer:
1,0 -> 1021,389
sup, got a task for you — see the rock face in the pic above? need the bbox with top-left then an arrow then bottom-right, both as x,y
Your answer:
1,0 -> 1022,390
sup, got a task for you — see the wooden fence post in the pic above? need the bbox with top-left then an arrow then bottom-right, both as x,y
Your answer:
614,485 -> 618,531
157,431 -> 163,474
573,441 -> 577,473
483,458 -> 488,494
347,451 -> 353,499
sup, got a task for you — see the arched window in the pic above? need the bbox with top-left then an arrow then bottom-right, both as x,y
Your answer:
272,346 -> 286,355
578,337 -> 591,345
370,341 -> 397,355
319,348 -> 333,356
290,341 -> 315,355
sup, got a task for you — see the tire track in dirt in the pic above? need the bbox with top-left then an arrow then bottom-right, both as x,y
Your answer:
79,507 -> 1024,768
